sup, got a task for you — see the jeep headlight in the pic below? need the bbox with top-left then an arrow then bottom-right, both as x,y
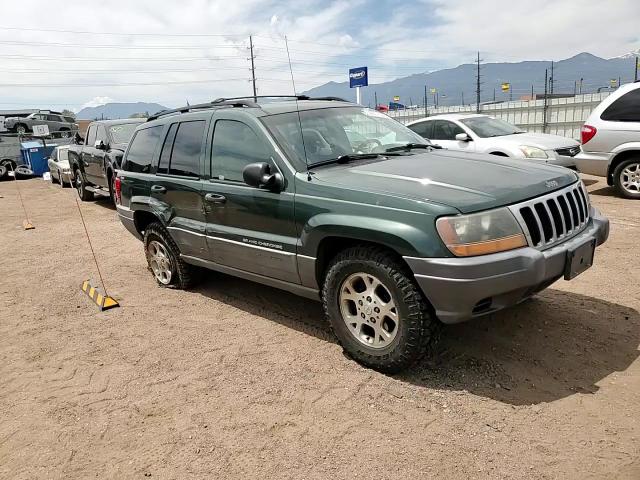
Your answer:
436,208 -> 527,257
519,145 -> 548,159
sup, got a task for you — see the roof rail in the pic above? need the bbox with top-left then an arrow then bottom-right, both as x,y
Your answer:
147,95 -> 350,121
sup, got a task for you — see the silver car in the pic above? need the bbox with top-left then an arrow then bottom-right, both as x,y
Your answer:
47,145 -> 72,187
574,82 -> 640,198
407,114 -> 580,168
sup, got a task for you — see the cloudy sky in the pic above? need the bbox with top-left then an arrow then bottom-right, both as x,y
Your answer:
0,0 -> 638,111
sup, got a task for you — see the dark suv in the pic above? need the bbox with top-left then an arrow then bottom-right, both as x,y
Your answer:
116,96 -> 609,372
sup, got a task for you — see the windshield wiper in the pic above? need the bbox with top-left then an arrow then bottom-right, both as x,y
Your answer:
309,153 -> 383,168
385,142 -> 440,152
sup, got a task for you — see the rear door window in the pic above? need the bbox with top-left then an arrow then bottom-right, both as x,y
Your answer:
211,120 -> 268,182
601,88 -> 640,122
123,126 -> 162,173
156,121 -> 204,178
408,121 -> 433,139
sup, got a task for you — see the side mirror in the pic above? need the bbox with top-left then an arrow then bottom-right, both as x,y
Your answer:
455,133 -> 472,142
243,162 -> 284,192
94,140 -> 106,150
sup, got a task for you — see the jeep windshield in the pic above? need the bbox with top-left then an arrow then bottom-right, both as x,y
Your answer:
261,107 -> 432,169
109,123 -> 138,144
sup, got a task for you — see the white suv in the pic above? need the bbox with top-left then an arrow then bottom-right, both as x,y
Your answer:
575,82 -> 640,198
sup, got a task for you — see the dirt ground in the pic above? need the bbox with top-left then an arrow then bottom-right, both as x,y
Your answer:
0,174 -> 638,479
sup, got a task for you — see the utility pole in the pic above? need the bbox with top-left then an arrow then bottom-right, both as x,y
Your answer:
618,76 -> 622,88
374,91 -> 378,109
461,91 -> 464,105
635,57 -> 639,82
249,35 -> 257,102
579,77 -> 583,94
549,61 -> 554,96
531,84 -> 534,100
574,80 -> 577,95
493,87 -> 496,102
424,85 -> 428,117
475,51 -> 482,113
543,68 -> 549,134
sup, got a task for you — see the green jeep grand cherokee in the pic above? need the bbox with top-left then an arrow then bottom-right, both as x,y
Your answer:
115,96 -> 609,372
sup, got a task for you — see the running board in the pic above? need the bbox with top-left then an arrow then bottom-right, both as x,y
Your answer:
85,185 -> 110,197
181,254 -> 321,301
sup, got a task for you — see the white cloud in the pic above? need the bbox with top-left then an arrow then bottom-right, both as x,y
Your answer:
79,96 -> 116,111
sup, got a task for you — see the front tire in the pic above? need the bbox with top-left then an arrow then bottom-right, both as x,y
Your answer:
15,124 -> 27,135
613,158 -> 640,199
143,222 -> 198,289
74,168 -> 93,201
322,245 -> 440,373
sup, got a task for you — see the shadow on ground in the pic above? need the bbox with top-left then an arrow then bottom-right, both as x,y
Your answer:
589,186 -> 618,197
194,274 -> 640,406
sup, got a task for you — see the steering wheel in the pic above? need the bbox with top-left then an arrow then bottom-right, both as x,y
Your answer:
354,138 -> 383,153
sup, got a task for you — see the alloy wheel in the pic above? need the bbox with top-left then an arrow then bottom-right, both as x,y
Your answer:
148,240 -> 173,285
621,162 -> 640,194
339,272 -> 399,349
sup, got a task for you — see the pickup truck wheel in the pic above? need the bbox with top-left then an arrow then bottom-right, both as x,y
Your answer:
74,168 -> 93,201
143,222 -> 197,289
322,246 -> 440,373
15,124 -> 27,135
59,130 -> 70,138
613,158 -> 640,199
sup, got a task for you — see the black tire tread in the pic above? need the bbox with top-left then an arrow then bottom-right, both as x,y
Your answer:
143,222 -> 198,289
322,245 -> 440,373
74,168 -> 93,201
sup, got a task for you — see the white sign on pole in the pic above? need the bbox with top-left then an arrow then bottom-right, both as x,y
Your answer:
32,124 -> 50,137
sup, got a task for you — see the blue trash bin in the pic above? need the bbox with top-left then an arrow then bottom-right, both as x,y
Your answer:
20,141 -> 55,176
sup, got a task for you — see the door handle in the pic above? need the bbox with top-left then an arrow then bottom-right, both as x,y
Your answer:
151,184 -> 167,193
204,193 -> 226,204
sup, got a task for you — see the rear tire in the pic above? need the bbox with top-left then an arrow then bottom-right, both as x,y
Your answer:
74,168 -> 93,201
322,245 -> 440,373
613,158 -> 640,199
143,222 -> 198,289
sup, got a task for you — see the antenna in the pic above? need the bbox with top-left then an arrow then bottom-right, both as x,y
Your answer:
284,35 -> 311,181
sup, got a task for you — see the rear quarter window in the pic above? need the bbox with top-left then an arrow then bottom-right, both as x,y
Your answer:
122,126 -> 163,173
601,88 -> 640,122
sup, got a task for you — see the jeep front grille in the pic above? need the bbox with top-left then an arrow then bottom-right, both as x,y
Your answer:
509,183 -> 590,249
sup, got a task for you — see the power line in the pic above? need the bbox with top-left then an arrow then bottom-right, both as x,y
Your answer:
0,26 -> 247,37
0,40 -> 246,49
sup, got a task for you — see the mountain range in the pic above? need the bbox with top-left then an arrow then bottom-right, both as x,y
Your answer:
303,52 -> 640,107
76,102 -> 168,120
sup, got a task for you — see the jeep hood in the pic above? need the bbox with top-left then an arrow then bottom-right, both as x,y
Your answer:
311,150 -> 578,214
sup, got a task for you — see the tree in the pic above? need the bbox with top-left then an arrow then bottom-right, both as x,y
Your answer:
61,109 -> 76,118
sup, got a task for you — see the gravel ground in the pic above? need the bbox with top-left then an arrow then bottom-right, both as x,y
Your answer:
0,174 -> 638,479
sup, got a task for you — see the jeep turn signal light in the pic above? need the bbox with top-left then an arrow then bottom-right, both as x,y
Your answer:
436,208 -> 528,257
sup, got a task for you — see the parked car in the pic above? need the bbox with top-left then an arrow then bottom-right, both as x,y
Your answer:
3,111 -> 79,138
68,118 -> 144,204
574,82 -> 640,198
115,97 -> 609,373
407,114 -> 580,168
47,145 -> 72,187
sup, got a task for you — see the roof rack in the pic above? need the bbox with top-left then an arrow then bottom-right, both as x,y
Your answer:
147,95 -> 350,121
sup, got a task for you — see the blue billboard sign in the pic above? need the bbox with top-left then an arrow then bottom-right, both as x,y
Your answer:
349,67 -> 368,88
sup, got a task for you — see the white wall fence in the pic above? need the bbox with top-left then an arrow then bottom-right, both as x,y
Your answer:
388,92 -> 611,140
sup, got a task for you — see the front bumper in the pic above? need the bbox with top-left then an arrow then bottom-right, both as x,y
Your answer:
405,207 -> 609,324
574,151 -> 611,177
549,155 -> 577,169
